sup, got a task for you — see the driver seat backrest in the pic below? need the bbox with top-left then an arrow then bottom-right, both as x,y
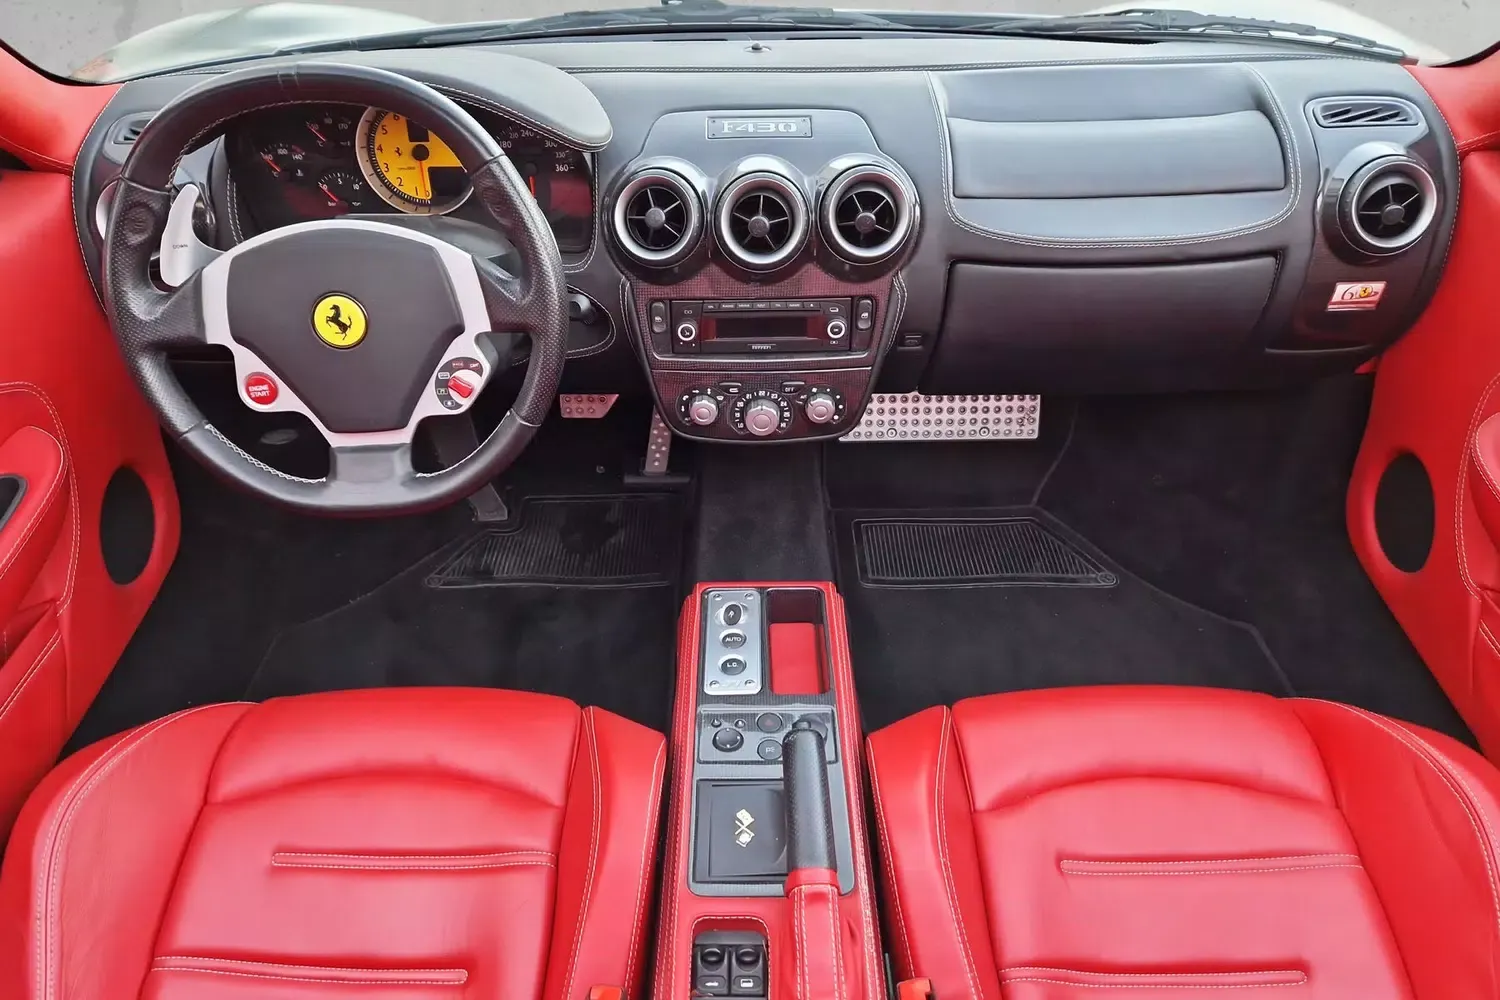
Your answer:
0,688 -> 666,1000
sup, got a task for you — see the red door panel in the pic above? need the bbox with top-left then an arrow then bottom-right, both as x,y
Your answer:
1350,56 -> 1500,754
0,53 -> 179,834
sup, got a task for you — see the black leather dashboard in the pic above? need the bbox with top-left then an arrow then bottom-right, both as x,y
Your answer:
72,34 -> 1459,407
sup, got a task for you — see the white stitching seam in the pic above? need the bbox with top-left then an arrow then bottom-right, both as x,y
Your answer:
623,741 -> 667,992
561,708 -> 604,1000
926,63 -> 1301,248
866,744 -> 915,977
1310,700 -> 1500,943
1454,372 -> 1500,600
0,386 -> 80,612
36,704 -> 241,1000
934,709 -> 986,1000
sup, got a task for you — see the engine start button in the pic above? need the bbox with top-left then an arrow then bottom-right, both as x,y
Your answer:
244,372 -> 279,406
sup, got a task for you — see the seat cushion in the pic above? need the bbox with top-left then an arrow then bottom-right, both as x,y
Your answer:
867,686 -> 1500,1000
0,688 -> 666,1000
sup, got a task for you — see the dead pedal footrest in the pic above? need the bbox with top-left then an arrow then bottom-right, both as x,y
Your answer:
840,394 -> 1040,441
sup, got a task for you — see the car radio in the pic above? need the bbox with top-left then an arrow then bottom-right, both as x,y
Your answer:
650,298 -> 875,355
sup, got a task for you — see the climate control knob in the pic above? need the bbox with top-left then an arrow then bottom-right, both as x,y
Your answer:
743,399 -> 783,437
687,394 -> 720,426
804,391 -> 840,425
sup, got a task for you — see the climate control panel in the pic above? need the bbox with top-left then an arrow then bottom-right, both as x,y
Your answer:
678,382 -> 847,438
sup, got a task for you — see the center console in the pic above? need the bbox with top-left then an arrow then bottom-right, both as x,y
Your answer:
605,110 -> 918,442
654,582 -> 885,1000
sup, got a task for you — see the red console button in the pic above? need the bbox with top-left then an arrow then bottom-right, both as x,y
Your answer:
244,372 -> 279,405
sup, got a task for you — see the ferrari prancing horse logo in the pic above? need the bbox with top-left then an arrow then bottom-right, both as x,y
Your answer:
312,293 -> 367,348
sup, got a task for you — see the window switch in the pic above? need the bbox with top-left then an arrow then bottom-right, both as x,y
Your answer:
731,974 -> 765,996
696,974 -> 730,996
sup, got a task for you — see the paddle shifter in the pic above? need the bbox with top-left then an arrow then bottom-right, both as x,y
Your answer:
782,721 -> 846,1000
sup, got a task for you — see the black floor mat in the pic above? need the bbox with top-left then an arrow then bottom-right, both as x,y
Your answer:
853,515 -> 1116,588
826,379 -> 1476,745
67,401 -> 687,752
835,507 -> 1289,732
427,496 -> 681,588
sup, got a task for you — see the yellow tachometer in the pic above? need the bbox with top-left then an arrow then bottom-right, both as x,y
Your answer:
354,108 -> 470,215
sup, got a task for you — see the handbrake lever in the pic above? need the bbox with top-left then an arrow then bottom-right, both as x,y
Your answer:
781,721 -> 845,1000
783,721 -> 837,875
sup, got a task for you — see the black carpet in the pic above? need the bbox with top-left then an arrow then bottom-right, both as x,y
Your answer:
827,378 -> 1476,745
67,397 -> 687,753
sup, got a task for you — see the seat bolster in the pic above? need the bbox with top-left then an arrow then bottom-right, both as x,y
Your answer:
866,706 -> 1003,1000
1291,700 -> 1500,1000
0,703 -> 251,1000
543,706 -> 667,1000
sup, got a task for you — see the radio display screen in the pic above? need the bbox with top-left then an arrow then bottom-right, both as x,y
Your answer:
702,315 -> 812,341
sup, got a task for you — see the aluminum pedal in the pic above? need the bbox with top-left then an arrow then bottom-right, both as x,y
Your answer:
559,393 -> 618,418
841,393 -> 1041,442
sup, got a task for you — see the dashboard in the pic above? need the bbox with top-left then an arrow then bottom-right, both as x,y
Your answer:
72,38 -> 1459,443
226,102 -> 593,252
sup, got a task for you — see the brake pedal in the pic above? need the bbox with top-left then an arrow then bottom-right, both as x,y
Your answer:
841,393 -> 1040,441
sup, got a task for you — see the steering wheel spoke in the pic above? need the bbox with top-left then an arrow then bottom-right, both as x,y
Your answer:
329,439 -> 417,489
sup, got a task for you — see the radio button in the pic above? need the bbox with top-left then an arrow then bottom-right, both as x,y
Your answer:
676,322 -> 699,343
826,319 -> 848,341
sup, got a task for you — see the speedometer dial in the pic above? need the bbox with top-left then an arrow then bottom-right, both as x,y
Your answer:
354,108 -> 470,215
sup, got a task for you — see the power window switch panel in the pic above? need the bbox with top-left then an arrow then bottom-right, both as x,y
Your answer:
731,975 -> 765,996
696,975 -> 730,996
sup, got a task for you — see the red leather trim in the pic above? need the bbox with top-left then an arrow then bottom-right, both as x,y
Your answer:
0,47 -> 117,173
0,689 -> 667,1000
1410,57 -> 1500,156
0,170 -> 177,835
654,583 -> 883,1000
769,622 -> 826,695
785,866 -> 838,892
785,879 -> 847,1000
1470,414 -> 1500,548
0,427 -> 69,629
869,687 -> 1500,1000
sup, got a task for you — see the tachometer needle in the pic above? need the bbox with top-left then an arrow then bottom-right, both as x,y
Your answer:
319,182 -> 343,206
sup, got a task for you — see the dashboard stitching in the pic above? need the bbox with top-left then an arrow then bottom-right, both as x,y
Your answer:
72,98 -> 118,307
427,83 -> 610,152
926,65 -> 1302,247
561,51 -> 1358,74
226,170 -> 247,245
562,152 -> 600,273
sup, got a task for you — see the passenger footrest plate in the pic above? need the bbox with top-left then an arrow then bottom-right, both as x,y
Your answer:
841,394 -> 1040,441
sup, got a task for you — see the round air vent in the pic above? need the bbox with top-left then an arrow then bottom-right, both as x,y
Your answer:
715,172 -> 809,272
611,168 -> 702,267
820,165 -> 915,265
1337,157 -> 1437,256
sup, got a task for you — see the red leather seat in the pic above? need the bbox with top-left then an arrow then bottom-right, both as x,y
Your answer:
0,688 -> 666,1000
867,686 -> 1500,1000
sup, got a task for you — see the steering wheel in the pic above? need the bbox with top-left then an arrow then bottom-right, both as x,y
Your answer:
102,63 -> 568,515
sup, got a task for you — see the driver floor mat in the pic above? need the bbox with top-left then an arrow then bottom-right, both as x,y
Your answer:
425,495 -> 682,588
853,515 -> 1117,588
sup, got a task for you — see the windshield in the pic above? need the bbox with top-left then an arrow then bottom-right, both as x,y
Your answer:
2,0 -> 1494,80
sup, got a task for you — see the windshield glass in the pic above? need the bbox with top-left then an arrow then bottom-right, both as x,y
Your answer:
2,0 -> 1494,80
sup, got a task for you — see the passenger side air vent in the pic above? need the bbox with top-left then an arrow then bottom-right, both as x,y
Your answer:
610,168 -> 703,268
1335,156 -> 1437,257
1311,99 -> 1421,129
820,165 -> 915,265
715,171 -> 809,272
110,114 -> 153,145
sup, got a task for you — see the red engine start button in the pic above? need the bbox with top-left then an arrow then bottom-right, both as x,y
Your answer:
244,372 -> 279,405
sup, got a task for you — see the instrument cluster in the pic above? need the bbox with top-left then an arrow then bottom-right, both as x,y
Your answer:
227,103 -> 593,253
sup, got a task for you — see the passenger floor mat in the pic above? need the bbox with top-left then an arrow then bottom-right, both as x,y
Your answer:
853,514 -> 1116,588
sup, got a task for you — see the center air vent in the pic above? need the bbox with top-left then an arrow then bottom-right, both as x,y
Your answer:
715,171 -> 809,272
820,165 -> 915,265
611,168 -> 703,268
1335,155 -> 1437,257
1311,98 -> 1421,129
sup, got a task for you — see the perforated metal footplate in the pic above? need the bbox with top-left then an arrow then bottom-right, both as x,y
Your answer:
854,516 -> 1117,587
841,394 -> 1040,441
425,495 -> 681,588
